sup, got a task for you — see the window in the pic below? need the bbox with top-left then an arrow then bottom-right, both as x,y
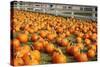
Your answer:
63,6 -> 67,9
80,7 -> 83,11
74,12 -> 92,16
50,4 -> 53,8
19,2 -> 23,5
35,5 -> 40,6
68,6 -> 72,9
27,8 -> 33,10
14,2 -> 17,5
95,7 -> 97,11
95,14 -> 97,17
84,7 -> 92,11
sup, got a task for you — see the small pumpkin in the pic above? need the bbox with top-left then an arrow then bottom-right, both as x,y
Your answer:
30,50 -> 40,61
16,45 -> 30,57
22,53 -> 39,65
12,39 -> 20,49
85,39 -> 91,45
45,43 -> 55,54
70,46 -> 80,56
40,31 -> 47,38
47,33 -> 55,41
17,33 -> 28,43
60,38 -> 69,47
66,30 -> 71,36
84,34 -> 90,39
87,49 -> 96,58
13,57 -> 24,66
31,34 -> 39,42
75,53 -> 88,62
33,41 -> 43,51
76,43 -> 84,50
52,48 -> 67,63
91,33 -> 97,41
76,37 -> 82,43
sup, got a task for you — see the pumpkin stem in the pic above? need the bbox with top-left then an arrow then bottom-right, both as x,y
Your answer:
54,48 -> 63,55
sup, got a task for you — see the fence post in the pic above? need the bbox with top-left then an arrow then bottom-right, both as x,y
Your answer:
71,11 -> 74,18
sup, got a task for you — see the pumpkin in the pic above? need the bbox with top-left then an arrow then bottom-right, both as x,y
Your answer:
66,43 -> 72,54
90,45 -> 97,52
13,58 -> 24,66
84,34 -> 90,39
75,53 -> 88,62
12,39 -> 20,49
33,41 -> 43,51
56,28 -> 63,33
60,39 -> 69,47
76,43 -> 84,50
76,37 -> 82,43
17,33 -> 28,43
85,39 -> 91,45
16,45 -> 30,57
52,49 -> 67,63
22,53 -> 39,65
87,49 -> 96,58
31,34 -> 39,42
56,37 -> 62,44
30,50 -> 40,61
70,46 -> 80,56
77,32 -> 84,38
66,31 -> 71,36
45,43 -> 55,53
91,33 -> 97,41
47,33 -> 55,41
40,31 -> 47,38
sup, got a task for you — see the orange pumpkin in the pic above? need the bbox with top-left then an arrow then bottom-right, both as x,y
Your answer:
66,43 -> 72,54
85,39 -> 91,45
75,53 -> 88,62
76,37 -> 82,43
90,45 -> 97,52
91,33 -> 97,41
77,43 -> 84,50
13,58 -> 24,66
31,34 -> 39,42
40,31 -> 47,38
77,32 -> 84,38
17,33 -> 28,43
52,50 -> 67,63
60,39 -> 69,47
22,53 -> 39,65
87,49 -> 96,58
30,50 -> 40,61
84,34 -> 90,39
33,41 -> 43,51
69,28 -> 75,34
38,36 -> 44,42
16,45 -> 30,57
47,34 -> 55,41
56,28 -> 63,33
70,46 -> 80,56
12,39 -> 20,49
45,43 -> 55,53
56,37 -> 62,44
66,31 -> 71,36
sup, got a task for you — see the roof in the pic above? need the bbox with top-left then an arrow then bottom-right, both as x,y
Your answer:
11,1 -> 97,8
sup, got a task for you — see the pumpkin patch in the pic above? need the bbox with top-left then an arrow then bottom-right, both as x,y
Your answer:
11,9 -> 97,66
